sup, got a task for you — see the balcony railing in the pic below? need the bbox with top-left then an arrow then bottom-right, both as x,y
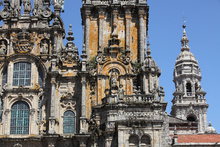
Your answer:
89,0 -> 138,5
102,94 -> 155,104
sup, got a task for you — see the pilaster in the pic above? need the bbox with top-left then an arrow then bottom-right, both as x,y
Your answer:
98,6 -> 106,51
138,7 -> 147,63
124,7 -> 132,51
84,7 -> 91,58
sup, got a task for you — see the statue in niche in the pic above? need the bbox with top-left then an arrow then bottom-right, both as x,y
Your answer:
11,0 -> 21,17
33,0 -> 43,16
118,84 -> 124,100
109,69 -> 119,91
152,83 -> 159,99
40,39 -> 49,54
0,40 -> 7,55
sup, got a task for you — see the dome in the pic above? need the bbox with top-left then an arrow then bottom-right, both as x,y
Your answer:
176,50 -> 198,64
175,25 -> 199,65
206,123 -> 217,134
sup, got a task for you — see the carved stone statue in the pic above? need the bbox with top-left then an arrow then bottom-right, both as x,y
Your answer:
118,84 -> 124,100
54,0 -> 65,10
40,39 -> 49,54
10,0 -> 20,17
0,40 -> 7,55
23,0 -> 31,14
110,69 -> 119,90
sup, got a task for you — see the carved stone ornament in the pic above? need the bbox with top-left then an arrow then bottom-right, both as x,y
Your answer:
40,39 -> 49,54
12,31 -> 34,54
118,52 -> 131,65
96,54 -> 108,65
60,93 -> 76,109
41,7 -> 52,18
0,6 -> 10,19
0,39 -> 7,55
54,0 -> 65,10
61,50 -> 79,65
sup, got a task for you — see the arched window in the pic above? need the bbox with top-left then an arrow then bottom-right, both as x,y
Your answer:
187,115 -> 197,122
10,101 -> 30,134
141,135 -> 151,147
129,135 -> 139,147
63,111 -> 76,134
13,62 -> 31,86
186,82 -> 192,93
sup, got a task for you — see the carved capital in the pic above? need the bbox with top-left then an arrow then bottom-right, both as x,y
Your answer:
138,8 -> 146,18
97,7 -> 106,18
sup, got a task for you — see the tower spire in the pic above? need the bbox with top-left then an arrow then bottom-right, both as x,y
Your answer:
181,24 -> 190,51
146,40 -> 151,57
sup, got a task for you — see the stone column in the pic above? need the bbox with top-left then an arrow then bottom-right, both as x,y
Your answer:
80,76 -> 88,134
48,58 -> 58,134
198,112 -> 203,133
4,109 -> 10,135
105,135 -> 113,147
80,51 -> 88,133
138,8 -> 146,63
142,74 -> 147,94
81,77 -> 86,118
98,7 -> 105,51
125,7 -> 131,51
84,8 -> 91,58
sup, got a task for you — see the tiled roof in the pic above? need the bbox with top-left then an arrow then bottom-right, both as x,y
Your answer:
177,134 -> 220,143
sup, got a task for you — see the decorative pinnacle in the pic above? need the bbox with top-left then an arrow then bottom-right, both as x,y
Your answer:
82,44 -> 86,54
67,24 -> 74,42
81,44 -> 87,59
181,24 -> 190,51
146,41 -> 151,57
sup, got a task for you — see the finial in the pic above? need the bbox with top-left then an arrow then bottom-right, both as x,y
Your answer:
82,44 -> 86,54
146,40 -> 151,57
181,24 -> 190,51
67,24 -> 74,42
81,44 -> 87,60
182,24 -> 187,35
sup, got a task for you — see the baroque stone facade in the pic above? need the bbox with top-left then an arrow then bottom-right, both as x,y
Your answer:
0,0 -> 218,147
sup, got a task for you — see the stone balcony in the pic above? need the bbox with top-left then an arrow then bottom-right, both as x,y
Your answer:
84,0 -> 147,5
102,94 -> 155,104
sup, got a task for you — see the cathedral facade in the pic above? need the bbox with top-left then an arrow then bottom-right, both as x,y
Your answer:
0,0 -> 219,147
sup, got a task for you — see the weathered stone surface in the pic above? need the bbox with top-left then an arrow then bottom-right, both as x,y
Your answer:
0,0 -> 216,147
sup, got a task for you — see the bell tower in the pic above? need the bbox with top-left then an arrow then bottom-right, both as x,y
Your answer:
171,25 -> 208,133
81,0 -> 149,117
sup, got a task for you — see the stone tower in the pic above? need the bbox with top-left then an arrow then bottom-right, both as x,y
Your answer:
81,0 -> 149,117
81,0 -> 168,146
171,25 -> 208,133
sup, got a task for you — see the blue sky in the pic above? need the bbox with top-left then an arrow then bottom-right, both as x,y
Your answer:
61,0 -> 220,132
